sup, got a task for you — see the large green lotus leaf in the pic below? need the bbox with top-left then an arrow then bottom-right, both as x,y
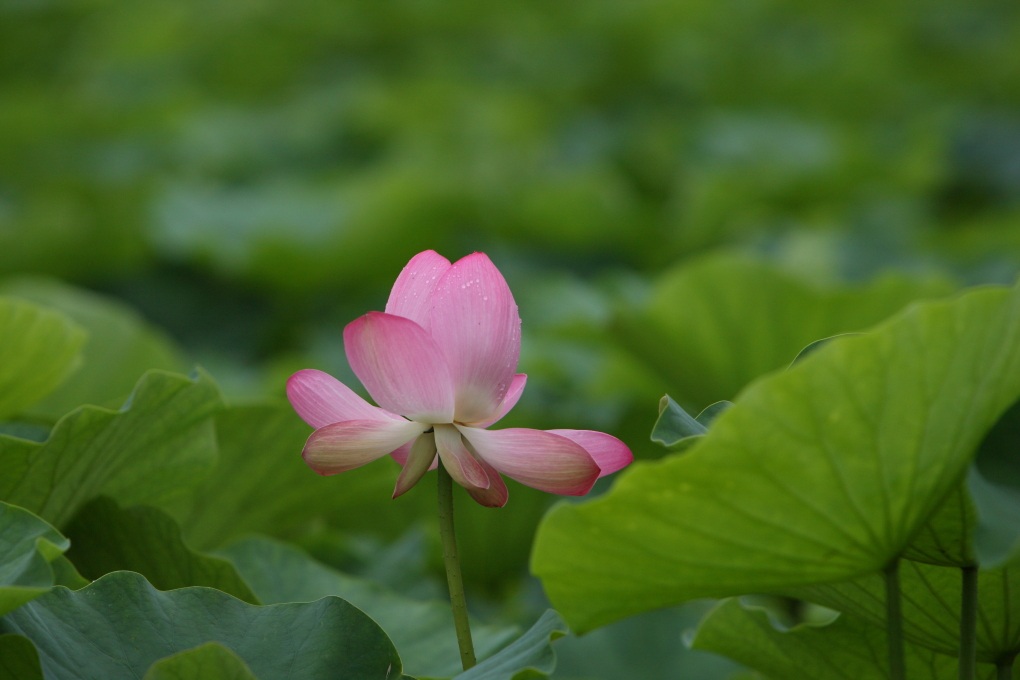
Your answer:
690,598 -> 998,680
900,483 -> 976,567
0,571 -> 407,680
0,278 -> 184,420
64,497 -> 258,604
895,396 -> 1020,569
790,561 -> 1020,662
172,404 -> 431,550
613,253 -> 954,407
143,643 -> 257,680
454,610 -> 567,680
532,282 -> 1020,632
0,370 -> 222,527
0,297 -> 85,419
904,472 -> 1020,573
0,502 -> 69,616
220,536 -> 516,679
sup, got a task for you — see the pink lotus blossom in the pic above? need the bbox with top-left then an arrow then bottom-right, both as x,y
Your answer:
286,250 -> 633,507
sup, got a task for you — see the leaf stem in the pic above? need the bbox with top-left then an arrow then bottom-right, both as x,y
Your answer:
438,460 -> 476,670
885,559 -> 905,680
959,565 -> 978,680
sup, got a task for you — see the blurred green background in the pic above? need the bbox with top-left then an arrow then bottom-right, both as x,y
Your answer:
1,0 -> 1018,677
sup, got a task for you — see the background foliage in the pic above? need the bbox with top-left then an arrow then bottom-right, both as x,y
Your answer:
1,0 -> 1018,677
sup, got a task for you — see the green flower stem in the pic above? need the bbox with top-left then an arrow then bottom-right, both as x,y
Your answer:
885,559 -> 905,680
438,460 -> 477,670
959,565 -> 978,680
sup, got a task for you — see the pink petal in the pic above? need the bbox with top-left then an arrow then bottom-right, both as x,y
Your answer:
303,419 -> 428,475
464,457 -> 509,508
344,312 -> 455,423
385,250 -> 452,327
457,426 -> 600,496
472,374 -> 527,428
287,369 -> 404,429
390,442 -> 412,466
547,430 -> 633,477
393,432 -> 437,498
435,424 -> 490,490
428,253 -> 521,424
391,442 -> 438,471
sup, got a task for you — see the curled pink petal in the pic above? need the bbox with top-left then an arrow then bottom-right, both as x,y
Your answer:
391,441 -> 439,471
547,430 -> 633,477
457,426 -> 600,496
287,369 -> 403,429
464,457 -> 509,508
344,312 -> 455,423
472,374 -> 527,428
429,253 -> 521,424
393,432 -> 437,498
435,424 -> 490,490
303,419 -> 428,475
385,250 -> 452,327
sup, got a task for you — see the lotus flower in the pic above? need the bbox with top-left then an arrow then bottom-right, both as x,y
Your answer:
287,250 -> 632,507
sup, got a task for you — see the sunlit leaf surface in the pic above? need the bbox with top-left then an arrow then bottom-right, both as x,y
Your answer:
534,283 -> 1020,631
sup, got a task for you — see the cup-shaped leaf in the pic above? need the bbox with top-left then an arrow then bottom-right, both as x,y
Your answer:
533,282 -> 1020,632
